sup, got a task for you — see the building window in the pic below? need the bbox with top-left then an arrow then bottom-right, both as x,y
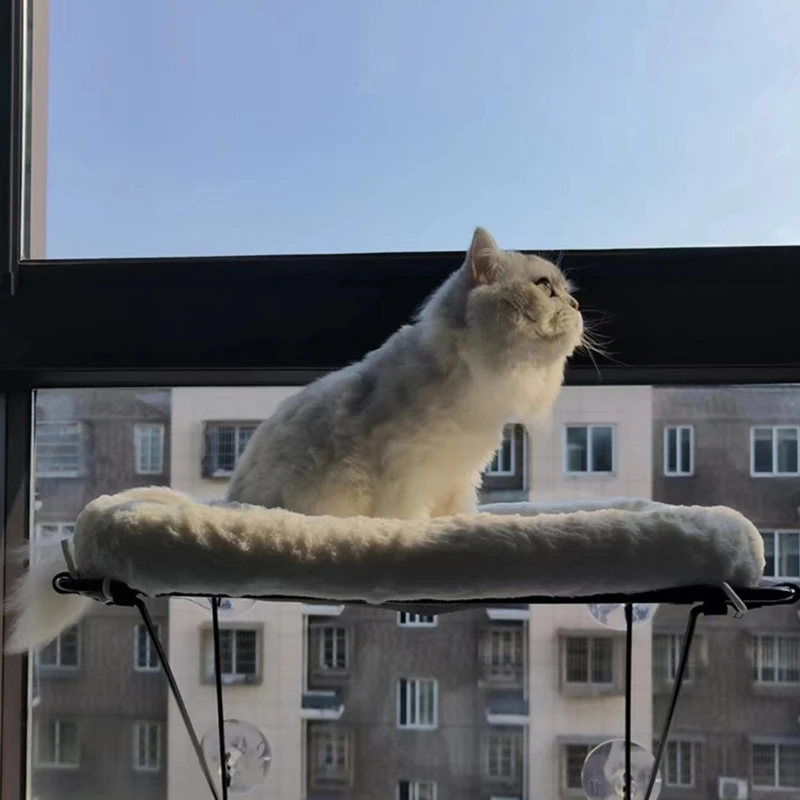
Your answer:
653,634 -> 694,683
564,636 -> 615,686
37,626 -> 80,670
134,423 -> 165,475
35,422 -> 87,478
752,742 -> 800,789
203,628 -> 260,684
34,522 -> 76,542
310,727 -> 350,785
484,626 -> 524,681
132,722 -> 162,772
134,623 -> 160,672
762,531 -> 800,579
484,731 -> 523,782
398,780 -> 437,800
563,744 -> 591,790
665,740 -> 697,788
564,425 -> 615,474
202,422 -> 259,478
397,678 -> 437,729
486,425 -> 516,475
751,426 -> 800,476
397,612 -> 437,628
34,720 -> 79,768
664,425 -> 694,476
753,636 -> 800,684
319,627 -> 347,670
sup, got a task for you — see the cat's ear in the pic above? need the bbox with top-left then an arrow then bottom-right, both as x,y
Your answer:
468,227 -> 500,286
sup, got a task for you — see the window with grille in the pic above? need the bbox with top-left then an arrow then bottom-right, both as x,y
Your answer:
37,626 -> 80,670
132,722 -> 162,772
35,422 -> 87,477
134,423 -> 165,474
664,425 -> 694,476
564,744 -> 592,790
34,720 -> 80,768
486,425 -> 516,475
397,779 -> 437,800
397,678 -> 437,729
134,623 -> 160,672
202,422 -> 259,477
564,636 -> 615,685
653,634 -> 694,683
484,731 -> 522,782
310,727 -> 350,785
484,626 -> 524,681
762,531 -> 800,579
751,426 -> 800,476
752,742 -> 800,789
34,522 -> 76,542
664,740 -> 697,787
203,628 -> 260,684
753,636 -> 800,684
397,612 -> 437,627
565,425 -> 615,474
319,627 -> 347,670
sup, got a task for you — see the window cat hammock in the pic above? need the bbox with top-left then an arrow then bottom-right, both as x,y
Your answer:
28,487 -> 800,800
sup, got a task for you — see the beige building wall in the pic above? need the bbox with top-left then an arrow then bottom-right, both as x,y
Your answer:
168,387 -> 304,800
525,386 -> 654,799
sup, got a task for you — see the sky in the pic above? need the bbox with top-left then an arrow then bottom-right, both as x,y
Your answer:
44,0 -> 800,259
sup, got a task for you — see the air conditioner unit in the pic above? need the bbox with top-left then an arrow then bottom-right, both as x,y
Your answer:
718,777 -> 748,800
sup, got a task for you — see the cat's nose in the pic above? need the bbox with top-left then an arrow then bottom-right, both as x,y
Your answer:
568,296 -> 579,310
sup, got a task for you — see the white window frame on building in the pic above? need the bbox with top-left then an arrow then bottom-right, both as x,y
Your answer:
397,678 -> 438,729
564,424 -> 616,475
485,425 -> 517,476
132,721 -> 162,772
653,633 -> 695,683
751,740 -> 800,789
35,421 -> 87,478
397,612 -> 437,628
34,719 -> 80,769
36,625 -> 80,671
397,779 -> 437,800
310,727 -> 350,785
134,422 -> 165,475
753,635 -> 800,685
484,730 -> 522,782
762,531 -> 800,579
319,626 -> 348,671
34,522 -> 76,543
750,425 -> 800,477
664,740 -> 698,788
664,425 -> 694,476
202,421 -> 260,478
134,622 -> 161,672
563,743 -> 593,790
563,635 -> 615,687
202,627 -> 260,685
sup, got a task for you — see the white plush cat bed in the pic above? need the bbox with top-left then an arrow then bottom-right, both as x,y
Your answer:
58,487 -> 765,603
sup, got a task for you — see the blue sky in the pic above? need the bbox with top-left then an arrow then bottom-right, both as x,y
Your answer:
45,0 -> 800,258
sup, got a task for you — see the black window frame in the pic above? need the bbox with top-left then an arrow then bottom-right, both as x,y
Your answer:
4,0 -> 800,796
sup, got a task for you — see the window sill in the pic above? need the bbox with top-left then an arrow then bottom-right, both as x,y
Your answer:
561,683 -> 620,697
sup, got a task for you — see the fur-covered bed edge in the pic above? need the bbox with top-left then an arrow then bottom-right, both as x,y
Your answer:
4,486 -> 764,654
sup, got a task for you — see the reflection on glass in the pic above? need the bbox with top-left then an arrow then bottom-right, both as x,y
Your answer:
27,384 -> 800,798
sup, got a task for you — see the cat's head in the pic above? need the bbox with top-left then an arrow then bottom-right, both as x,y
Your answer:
458,227 -> 583,367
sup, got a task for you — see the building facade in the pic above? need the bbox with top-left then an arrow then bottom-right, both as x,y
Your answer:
652,386 -> 800,800
30,388 -> 171,800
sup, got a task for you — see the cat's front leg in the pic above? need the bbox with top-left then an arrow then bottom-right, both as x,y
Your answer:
430,483 -> 479,517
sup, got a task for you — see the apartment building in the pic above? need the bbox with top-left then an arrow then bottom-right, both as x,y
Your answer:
652,386 -> 800,800
167,385 -> 654,800
30,388 -> 171,800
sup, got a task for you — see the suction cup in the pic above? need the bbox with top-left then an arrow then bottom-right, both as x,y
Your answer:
201,719 -> 271,795
586,603 -> 657,630
582,738 -> 662,800
184,597 -> 257,617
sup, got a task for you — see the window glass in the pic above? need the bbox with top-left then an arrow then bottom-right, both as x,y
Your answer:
25,2 -> 800,259
25,384 -> 800,799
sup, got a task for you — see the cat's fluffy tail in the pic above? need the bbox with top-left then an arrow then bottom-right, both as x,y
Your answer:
4,538 -> 93,654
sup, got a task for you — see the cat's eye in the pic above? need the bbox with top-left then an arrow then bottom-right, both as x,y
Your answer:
534,277 -> 555,295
